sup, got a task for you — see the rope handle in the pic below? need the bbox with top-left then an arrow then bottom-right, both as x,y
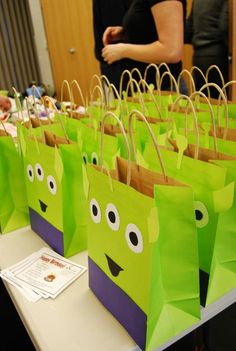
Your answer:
60,80 -> 74,117
124,78 -> 146,116
158,70 -> 179,96
70,79 -> 86,113
177,68 -> 196,95
128,109 -> 167,182
100,111 -> 131,185
206,65 -> 226,95
199,82 -> 228,138
137,78 -> 162,119
43,96 -> 70,144
12,87 -> 24,122
143,63 -> 160,89
0,119 -> 9,136
119,69 -> 133,97
169,94 -> 200,159
106,82 -> 122,113
190,91 -> 218,157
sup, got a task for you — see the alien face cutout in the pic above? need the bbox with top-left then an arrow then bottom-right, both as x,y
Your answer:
25,156 -> 62,231
90,198 -> 144,278
82,150 -> 99,166
194,201 -> 209,229
87,186 -> 153,314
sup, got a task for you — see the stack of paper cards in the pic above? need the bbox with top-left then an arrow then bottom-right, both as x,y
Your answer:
0,247 -> 87,302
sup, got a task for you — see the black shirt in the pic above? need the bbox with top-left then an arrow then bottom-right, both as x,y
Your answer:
93,0 -> 132,62
121,0 -> 187,90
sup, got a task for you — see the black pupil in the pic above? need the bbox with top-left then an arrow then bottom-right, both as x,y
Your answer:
129,232 -> 138,246
195,209 -> 203,221
92,204 -> 98,216
50,181 -> 54,189
83,156 -> 87,164
29,170 -> 32,177
38,168 -> 42,175
108,211 -> 116,223
92,158 -> 97,165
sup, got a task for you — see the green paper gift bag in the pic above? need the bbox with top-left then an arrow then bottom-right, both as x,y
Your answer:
0,129 -> 29,233
85,111 -> 200,350
205,159 -> 236,304
142,95 -> 236,307
20,129 -> 87,257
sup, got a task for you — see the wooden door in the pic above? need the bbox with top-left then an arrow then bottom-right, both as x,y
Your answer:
40,0 -> 99,103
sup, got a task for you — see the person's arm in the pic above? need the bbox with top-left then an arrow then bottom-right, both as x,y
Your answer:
102,1 -> 184,65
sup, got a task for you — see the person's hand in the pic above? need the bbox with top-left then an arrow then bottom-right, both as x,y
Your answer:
0,96 -> 11,112
102,26 -> 123,46
102,43 -> 126,64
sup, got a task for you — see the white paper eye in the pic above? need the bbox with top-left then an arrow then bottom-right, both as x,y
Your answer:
106,203 -> 120,231
194,201 -> 209,228
82,152 -> 88,165
125,223 -> 143,253
47,175 -> 57,195
27,164 -> 34,182
35,163 -> 44,181
90,198 -> 101,223
91,152 -> 99,165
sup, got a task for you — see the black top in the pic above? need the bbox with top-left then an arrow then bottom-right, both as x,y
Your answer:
92,0 -> 132,88
121,0 -> 187,90
185,0 -> 228,54
93,0 -> 132,62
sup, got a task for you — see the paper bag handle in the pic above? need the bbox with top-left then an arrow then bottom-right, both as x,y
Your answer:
119,69 -> 133,97
70,79 -> 87,113
206,65 -> 226,94
60,80 -> 74,116
137,78 -> 162,119
130,67 -> 143,82
169,94 -> 200,159
190,90 -> 218,156
143,63 -> 160,89
12,87 -> 24,122
222,80 -> 236,101
0,119 -> 9,136
128,109 -> 167,182
106,82 -> 122,113
100,111 -> 131,185
199,82 -> 228,138
124,78 -> 146,116
158,70 -> 179,96
177,68 -> 196,95
190,66 -> 207,88
43,96 -> 70,143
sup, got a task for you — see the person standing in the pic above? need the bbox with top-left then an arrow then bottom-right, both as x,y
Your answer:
92,0 -> 132,90
101,0 -> 187,92
185,0 -> 229,97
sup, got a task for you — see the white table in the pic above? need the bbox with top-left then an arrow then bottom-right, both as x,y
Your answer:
0,227 -> 236,351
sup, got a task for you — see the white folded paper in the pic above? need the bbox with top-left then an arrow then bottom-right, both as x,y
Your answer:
0,247 -> 87,302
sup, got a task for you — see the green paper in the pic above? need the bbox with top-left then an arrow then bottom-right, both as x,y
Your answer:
176,134 -> 188,169
86,158 -> 200,349
22,133 -> 87,257
0,136 -> 29,233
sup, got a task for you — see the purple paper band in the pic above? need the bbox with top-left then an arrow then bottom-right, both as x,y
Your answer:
29,207 -> 64,256
88,256 -> 147,350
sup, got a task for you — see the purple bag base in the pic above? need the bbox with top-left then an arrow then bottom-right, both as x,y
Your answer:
29,207 -> 64,256
88,256 -> 147,350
